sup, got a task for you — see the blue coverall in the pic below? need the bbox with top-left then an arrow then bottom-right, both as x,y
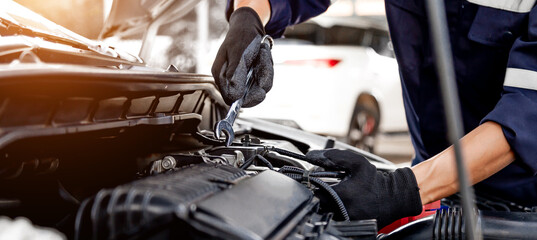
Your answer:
226,0 -> 537,206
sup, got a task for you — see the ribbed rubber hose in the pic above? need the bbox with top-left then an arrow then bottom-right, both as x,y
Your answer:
279,166 -> 350,222
279,166 -> 343,178
284,173 -> 349,221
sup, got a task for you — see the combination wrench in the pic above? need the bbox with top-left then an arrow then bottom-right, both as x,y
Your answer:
214,35 -> 273,146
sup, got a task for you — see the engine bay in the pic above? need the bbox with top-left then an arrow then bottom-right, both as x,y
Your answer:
0,68 -> 536,240
0,123 -> 382,240
3,124 -> 537,240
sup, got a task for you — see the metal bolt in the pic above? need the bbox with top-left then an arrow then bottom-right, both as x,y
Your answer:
161,156 -> 177,170
234,150 -> 245,167
241,135 -> 251,146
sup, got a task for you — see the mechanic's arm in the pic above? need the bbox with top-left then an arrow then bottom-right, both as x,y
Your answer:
226,0 -> 332,37
307,122 -> 516,228
415,4 -> 537,205
412,121 -> 515,205
233,0 -> 270,25
213,0 -> 331,107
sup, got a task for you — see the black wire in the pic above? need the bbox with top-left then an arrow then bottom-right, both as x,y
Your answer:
279,166 -> 349,221
240,154 -> 257,170
263,152 -> 303,168
269,147 -> 309,161
194,132 -> 226,146
311,172 -> 343,178
240,154 -> 274,170
269,148 -> 343,173
241,150 -> 349,220
309,177 -> 349,221
283,172 -> 350,222
279,166 -> 343,178
256,154 -> 274,170
279,166 -> 304,174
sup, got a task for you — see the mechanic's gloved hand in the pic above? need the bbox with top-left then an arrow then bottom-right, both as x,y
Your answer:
212,7 -> 273,107
306,149 -> 422,228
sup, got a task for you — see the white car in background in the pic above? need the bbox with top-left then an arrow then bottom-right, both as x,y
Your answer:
241,16 -> 409,152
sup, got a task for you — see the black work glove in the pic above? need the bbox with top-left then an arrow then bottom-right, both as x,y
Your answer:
212,7 -> 273,107
306,149 -> 422,229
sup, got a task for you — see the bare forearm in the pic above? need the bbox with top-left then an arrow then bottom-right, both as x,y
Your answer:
234,0 -> 271,25
412,121 -> 515,205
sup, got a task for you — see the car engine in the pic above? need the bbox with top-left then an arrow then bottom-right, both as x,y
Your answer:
0,67 -> 385,239
0,67 -> 536,240
2,2 -> 536,238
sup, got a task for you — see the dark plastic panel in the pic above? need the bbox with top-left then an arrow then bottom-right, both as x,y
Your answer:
54,97 -> 93,124
75,164 -> 247,239
199,97 -> 213,130
196,170 -> 312,239
178,91 -> 202,113
94,97 -> 127,121
0,68 -> 227,161
0,96 -> 55,126
154,93 -> 180,113
127,96 -> 155,116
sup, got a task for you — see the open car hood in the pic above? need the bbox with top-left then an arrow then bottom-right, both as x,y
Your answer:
99,0 -> 201,39
0,1 -> 142,65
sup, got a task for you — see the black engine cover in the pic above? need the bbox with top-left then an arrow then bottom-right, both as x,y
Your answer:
75,164 -> 314,240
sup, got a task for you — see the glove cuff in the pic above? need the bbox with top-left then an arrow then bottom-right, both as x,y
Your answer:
229,7 -> 265,35
393,168 -> 423,217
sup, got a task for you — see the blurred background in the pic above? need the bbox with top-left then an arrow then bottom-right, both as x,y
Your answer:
14,0 -> 413,165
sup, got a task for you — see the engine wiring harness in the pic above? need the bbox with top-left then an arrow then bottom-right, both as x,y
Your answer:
235,146 -> 351,222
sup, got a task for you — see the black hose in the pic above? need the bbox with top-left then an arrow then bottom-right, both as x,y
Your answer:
240,154 -> 274,170
256,155 -> 274,170
283,172 -> 350,222
270,148 -> 345,174
279,166 -> 304,174
279,166 -> 349,221
263,152 -> 304,168
311,172 -> 343,178
240,154 -> 257,170
269,147 -> 309,161
241,151 -> 348,220
310,176 -> 350,221
279,166 -> 343,178
194,132 -> 226,146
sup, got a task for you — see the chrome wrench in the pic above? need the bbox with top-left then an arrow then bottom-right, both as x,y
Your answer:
214,35 -> 273,146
